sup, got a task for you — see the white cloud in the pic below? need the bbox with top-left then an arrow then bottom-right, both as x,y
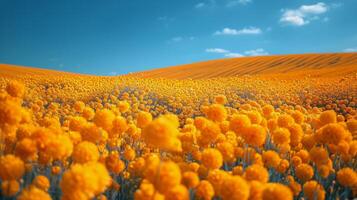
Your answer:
206,48 -> 230,53
343,48 -> 357,52
226,0 -> 252,7
206,48 -> 268,57
244,48 -> 269,56
225,53 -> 244,57
280,2 -> 329,26
195,2 -> 205,8
214,27 -> 262,35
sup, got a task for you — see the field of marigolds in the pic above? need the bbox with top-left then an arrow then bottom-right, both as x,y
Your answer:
0,67 -> 356,200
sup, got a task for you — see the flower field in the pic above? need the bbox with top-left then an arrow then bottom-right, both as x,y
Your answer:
0,56 -> 356,200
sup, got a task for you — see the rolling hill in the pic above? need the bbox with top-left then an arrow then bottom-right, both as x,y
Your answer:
133,53 -> 357,79
1,53 -> 357,80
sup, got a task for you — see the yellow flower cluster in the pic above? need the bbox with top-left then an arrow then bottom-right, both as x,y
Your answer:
0,70 -> 356,200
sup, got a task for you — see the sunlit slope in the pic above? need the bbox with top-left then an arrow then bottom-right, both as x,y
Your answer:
134,53 -> 357,79
0,64 -> 83,78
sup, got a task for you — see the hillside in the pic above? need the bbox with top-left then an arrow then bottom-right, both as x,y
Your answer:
133,53 -> 357,79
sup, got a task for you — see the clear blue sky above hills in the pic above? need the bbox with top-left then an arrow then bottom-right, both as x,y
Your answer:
0,0 -> 356,75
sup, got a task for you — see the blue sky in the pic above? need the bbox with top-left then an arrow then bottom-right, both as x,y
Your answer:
0,0 -> 356,75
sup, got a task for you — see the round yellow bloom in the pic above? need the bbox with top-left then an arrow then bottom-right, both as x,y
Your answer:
94,109 -> 115,132
73,141 -> 99,164
6,80 -> 25,98
117,100 -> 130,113
201,148 -> 223,170
249,181 -> 264,200
82,107 -> 95,120
1,180 -> 20,196
309,146 -> 329,166
221,175 -> 250,200
320,123 -> 346,144
142,115 -> 181,151
195,180 -> 214,200
262,105 -> 274,117
303,181 -> 325,200
17,186 -> 52,200
164,184 -> 189,200
32,175 -> 50,191
111,116 -> 128,138
182,171 -> 199,188
272,128 -> 290,145
229,114 -> 251,135
244,164 -> 269,183
0,154 -> 25,180
277,114 -> 294,128
262,183 -> 293,200
134,179 -> 165,200
262,150 -> 281,169
247,111 -> 262,124
150,161 -> 182,194
337,167 -> 357,187
319,110 -> 337,125
206,169 -> 229,196
106,152 -> 125,175
136,111 -> 152,128
124,145 -> 136,161
214,95 -> 227,105
74,101 -> 85,113
15,138 -> 38,161
216,142 -> 235,162
295,163 -> 314,182
205,104 -> 227,122
60,162 -> 111,199
242,124 -> 267,147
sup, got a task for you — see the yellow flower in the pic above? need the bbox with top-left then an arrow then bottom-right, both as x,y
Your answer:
72,141 -> 99,163
201,148 -> 223,170
136,111 -> 152,128
319,110 -> 337,125
148,161 -> 182,194
320,123 -> 346,144
32,175 -> 50,191
195,180 -> 214,200
94,109 -> 115,132
134,179 -> 165,200
17,186 -> 52,200
309,146 -> 329,166
248,181 -> 264,200
164,184 -> 189,200
242,124 -> 267,147
1,180 -> 20,197
262,150 -> 281,169
221,175 -> 250,200
229,114 -> 251,135
205,104 -> 227,122
337,167 -> 357,187
295,163 -> 314,182
272,128 -> 290,145
0,154 -> 25,180
277,114 -> 294,128
206,169 -> 229,196
6,80 -> 25,98
262,183 -> 293,200
105,152 -> 125,175
182,171 -> 199,188
244,164 -> 269,183
142,115 -> 182,152
60,162 -> 111,199
302,181 -> 325,200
